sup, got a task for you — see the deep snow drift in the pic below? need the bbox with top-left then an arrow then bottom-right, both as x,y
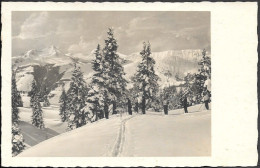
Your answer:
18,104 -> 211,157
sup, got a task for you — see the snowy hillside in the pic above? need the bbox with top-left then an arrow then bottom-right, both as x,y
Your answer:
15,65 -> 34,92
17,104 -> 211,157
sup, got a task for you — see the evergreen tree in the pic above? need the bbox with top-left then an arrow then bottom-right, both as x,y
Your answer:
196,49 -> 211,101
84,84 -> 101,122
12,70 -> 25,156
12,71 -> 20,123
160,85 -> 177,110
12,122 -> 25,156
199,49 -> 211,80
31,93 -> 45,129
179,49 -> 211,104
102,28 -> 127,116
134,42 -> 160,114
87,44 -> 106,120
12,70 -> 23,108
66,63 -> 88,130
59,87 -> 68,122
28,79 -> 38,107
92,44 -> 103,75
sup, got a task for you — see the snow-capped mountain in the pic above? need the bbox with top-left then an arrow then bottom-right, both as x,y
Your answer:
13,45 -> 73,67
124,49 -> 205,87
12,46 -> 206,103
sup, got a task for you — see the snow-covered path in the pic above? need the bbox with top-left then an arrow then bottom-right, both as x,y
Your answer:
112,115 -> 135,156
18,107 -> 211,157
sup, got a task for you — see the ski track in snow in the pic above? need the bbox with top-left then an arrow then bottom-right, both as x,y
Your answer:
112,115 -> 135,157
17,103 -> 211,157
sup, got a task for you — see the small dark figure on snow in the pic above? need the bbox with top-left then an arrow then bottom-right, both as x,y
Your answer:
203,91 -> 210,110
127,98 -> 132,115
163,98 -> 169,115
182,95 -> 188,113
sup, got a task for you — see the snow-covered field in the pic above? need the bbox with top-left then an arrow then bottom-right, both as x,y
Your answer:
18,103 -> 211,157
121,111 -> 211,156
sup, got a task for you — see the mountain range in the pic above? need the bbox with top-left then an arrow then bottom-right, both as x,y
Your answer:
12,45 -> 207,103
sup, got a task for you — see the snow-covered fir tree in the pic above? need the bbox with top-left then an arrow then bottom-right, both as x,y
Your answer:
84,44 -> 106,121
59,86 -> 68,122
92,44 -> 103,76
159,85 -> 177,110
12,122 -> 25,156
11,70 -> 25,156
84,84 -> 101,122
182,73 -> 199,105
192,49 -> 211,101
102,28 -> 127,116
12,70 -> 23,108
66,63 -> 88,130
28,79 -> 38,107
181,49 -> 211,104
199,49 -> 211,94
29,78 -> 44,129
133,42 -> 160,114
12,71 -> 21,123
31,93 -> 45,129
199,49 -> 211,80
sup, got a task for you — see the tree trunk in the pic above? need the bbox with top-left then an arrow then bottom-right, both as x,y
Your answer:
100,110 -> 104,119
104,103 -> 109,119
95,112 -> 98,121
128,99 -> 132,115
94,103 -> 98,121
142,96 -> 146,114
112,101 -> 117,114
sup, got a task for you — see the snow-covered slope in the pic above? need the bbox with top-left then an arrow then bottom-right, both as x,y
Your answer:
17,104 -> 211,157
18,114 -> 132,157
18,97 -> 67,147
121,110 -> 211,156
15,65 -> 34,92
18,85 -> 211,157
18,103 -> 68,134
19,120 -> 59,148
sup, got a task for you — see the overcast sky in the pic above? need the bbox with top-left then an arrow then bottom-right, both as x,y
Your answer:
12,11 -> 210,56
